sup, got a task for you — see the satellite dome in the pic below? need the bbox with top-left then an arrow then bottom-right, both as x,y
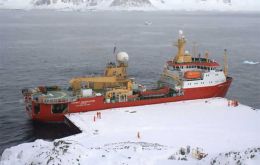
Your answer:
116,52 -> 129,63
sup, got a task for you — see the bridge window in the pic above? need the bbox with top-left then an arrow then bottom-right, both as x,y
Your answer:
52,103 -> 68,114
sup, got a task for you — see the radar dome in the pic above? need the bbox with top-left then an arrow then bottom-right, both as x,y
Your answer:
116,52 -> 129,63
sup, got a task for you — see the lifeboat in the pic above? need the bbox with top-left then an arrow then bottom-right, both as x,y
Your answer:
184,71 -> 202,79
140,87 -> 170,98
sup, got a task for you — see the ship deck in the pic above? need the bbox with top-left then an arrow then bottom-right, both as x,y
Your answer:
32,90 -> 72,100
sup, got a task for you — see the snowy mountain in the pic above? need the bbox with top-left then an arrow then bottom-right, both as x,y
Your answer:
110,0 -> 152,8
0,0 -> 260,11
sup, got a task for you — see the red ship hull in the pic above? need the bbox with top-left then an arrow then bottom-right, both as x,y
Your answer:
26,77 -> 232,122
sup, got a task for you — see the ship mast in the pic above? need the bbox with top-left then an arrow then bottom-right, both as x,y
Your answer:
224,49 -> 228,77
192,42 -> 198,57
173,30 -> 186,63
173,30 -> 192,63
205,50 -> 209,62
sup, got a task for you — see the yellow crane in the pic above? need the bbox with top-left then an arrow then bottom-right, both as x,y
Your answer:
69,52 -> 133,100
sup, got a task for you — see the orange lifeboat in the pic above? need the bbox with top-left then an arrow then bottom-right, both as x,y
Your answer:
184,71 -> 202,79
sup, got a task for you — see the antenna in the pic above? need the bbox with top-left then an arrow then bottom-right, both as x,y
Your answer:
192,42 -> 198,57
205,50 -> 209,61
113,43 -> 118,64
113,43 -> 117,55
224,49 -> 228,77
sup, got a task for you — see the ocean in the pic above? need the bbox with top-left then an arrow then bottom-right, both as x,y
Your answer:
0,10 -> 259,154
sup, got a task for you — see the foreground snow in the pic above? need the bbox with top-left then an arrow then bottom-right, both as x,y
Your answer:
1,98 -> 260,165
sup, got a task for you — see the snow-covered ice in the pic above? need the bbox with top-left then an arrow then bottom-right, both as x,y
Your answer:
1,98 -> 260,165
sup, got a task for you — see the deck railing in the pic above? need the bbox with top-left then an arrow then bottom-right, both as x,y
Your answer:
34,95 -> 82,104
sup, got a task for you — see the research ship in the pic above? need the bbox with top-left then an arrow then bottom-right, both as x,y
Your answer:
22,31 -> 232,122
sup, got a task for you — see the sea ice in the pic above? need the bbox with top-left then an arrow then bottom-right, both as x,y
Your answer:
243,60 -> 260,65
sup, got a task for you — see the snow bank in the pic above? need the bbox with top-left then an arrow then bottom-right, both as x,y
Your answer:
1,98 -> 260,165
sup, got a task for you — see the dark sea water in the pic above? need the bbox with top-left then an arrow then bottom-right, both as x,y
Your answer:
0,10 -> 259,154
